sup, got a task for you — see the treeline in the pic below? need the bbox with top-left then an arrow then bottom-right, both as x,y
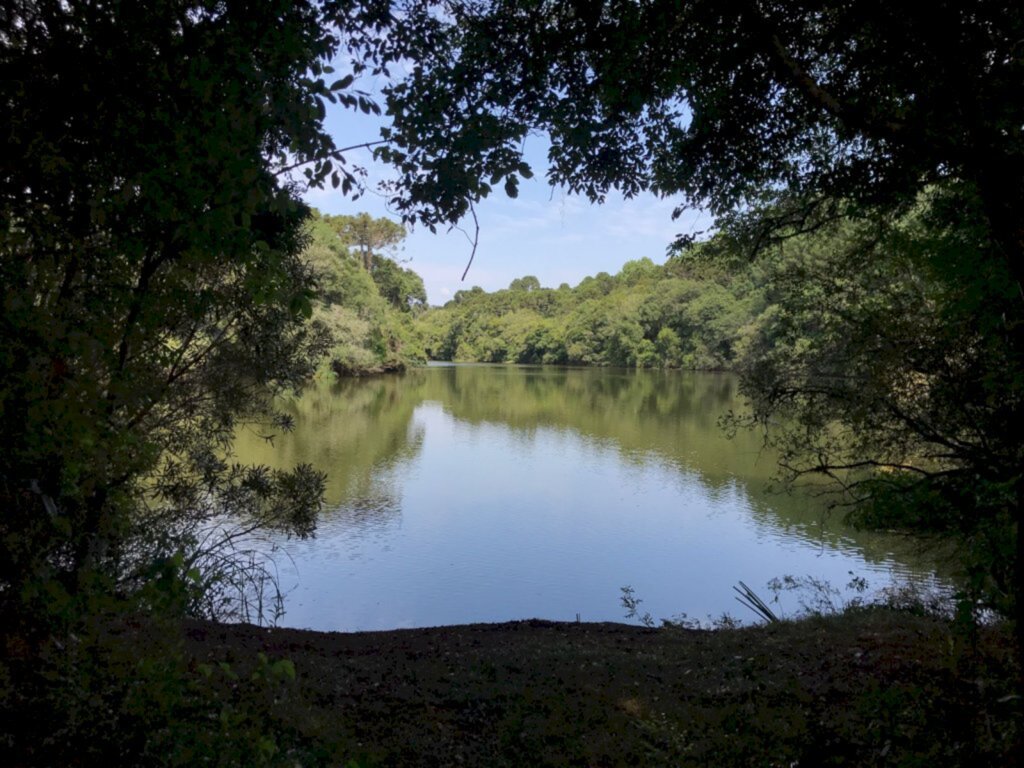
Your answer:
302,211 -> 428,376
416,247 -> 764,370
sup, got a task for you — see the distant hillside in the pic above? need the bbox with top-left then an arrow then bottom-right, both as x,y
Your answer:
414,243 -> 764,370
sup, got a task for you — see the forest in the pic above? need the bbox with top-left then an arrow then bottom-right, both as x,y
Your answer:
2,0 -> 1023,765
416,220 -> 873,372
418,253 -> 749,369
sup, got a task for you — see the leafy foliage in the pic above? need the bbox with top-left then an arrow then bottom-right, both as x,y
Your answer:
375,1 -> 1022,246
2,607 -> 320,766
0,2 -> 411,762
417,256 -> 759,369
734,194 -> 1023,618
303,211 -> 427,375
0,0 -> 380,625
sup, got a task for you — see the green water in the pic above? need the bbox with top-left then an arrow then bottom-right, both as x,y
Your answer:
234,365 -> 945,631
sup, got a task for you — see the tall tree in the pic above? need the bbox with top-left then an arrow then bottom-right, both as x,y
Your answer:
323,212 -> 407,270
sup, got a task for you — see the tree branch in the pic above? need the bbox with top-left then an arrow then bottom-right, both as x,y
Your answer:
455,202 -> 481,281
746,4 -> 907,143
273,140 -> 389,176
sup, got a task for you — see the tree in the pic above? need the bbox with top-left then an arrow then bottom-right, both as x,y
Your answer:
618,258 -> 658,287
322,212 -> 407,270
369,2 -> 1024,630
0,0 -> 398,627
1,2 -> 421,758
733,205 -> 1021,617
302,212 -> 427,378
371,253 -> 428,311
509,275 -> 541,292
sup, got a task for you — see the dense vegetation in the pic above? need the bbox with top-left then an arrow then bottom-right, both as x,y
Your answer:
417,252 -> 759,369
303,211 -> 427,376
0,2 -> 398,763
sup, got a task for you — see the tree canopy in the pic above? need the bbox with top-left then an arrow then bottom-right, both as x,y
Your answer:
416,255 -> 756,368
321,212 -> 408,270
378,2 -> 1022,252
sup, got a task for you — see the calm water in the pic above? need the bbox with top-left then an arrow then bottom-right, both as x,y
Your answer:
234,365 -> 945,631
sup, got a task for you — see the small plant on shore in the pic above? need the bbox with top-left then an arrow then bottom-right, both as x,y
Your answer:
620,586 -> 744,630
733,580 -> 780,623
762,572 -> 870,618
622,572 -> 953,630
620,586 -> 656,628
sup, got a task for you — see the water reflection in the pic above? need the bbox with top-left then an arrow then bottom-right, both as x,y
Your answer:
236,375 -> 424,510
233,365 -> 945,631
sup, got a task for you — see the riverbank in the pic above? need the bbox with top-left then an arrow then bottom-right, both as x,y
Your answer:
182,609 -> 1018,766
330,358 -> 408,377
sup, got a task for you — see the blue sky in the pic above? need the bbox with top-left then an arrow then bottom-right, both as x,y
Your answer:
302,85 -> 712,306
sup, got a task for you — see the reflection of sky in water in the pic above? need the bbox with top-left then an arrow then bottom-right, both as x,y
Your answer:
268,400 -> 945,632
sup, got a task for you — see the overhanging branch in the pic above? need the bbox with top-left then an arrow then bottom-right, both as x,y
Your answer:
745,3 -> 907,143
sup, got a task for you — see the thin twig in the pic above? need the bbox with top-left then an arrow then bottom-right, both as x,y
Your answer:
455,202 -> 481,281
274,140 -> 388,176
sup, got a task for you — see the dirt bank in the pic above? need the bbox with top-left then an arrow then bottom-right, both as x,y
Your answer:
182,610 -> 1020,766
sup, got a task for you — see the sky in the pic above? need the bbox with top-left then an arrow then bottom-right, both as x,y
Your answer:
301,82 -> 712,306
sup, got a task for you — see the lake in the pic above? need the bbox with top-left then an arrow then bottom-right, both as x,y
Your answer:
233,364 -> 946,631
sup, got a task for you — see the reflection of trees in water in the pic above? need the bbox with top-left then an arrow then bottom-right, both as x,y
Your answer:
234,374 -> 428,510
331,490 -> 402,536
425,366 -> 945,579
330,423 -> 426,534
424,365 -> 753,485
742,487 -> 950,578
235,366 -> 944,579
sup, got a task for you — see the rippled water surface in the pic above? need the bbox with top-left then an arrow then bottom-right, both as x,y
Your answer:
234,365 -> 944,631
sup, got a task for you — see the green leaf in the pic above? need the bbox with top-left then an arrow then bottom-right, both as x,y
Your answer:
272,658 -> 296,680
